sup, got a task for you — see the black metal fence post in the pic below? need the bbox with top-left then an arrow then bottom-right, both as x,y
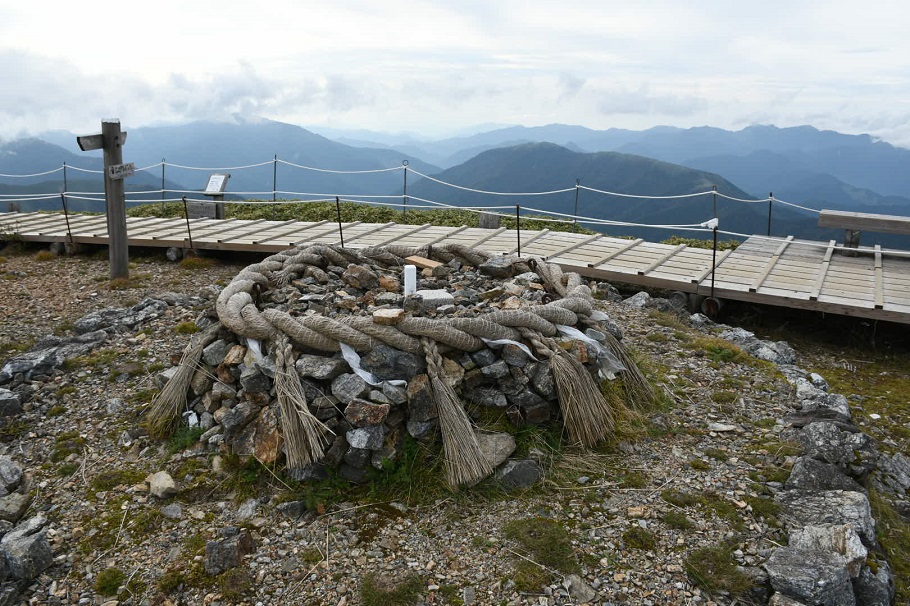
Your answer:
712,184 -> 717,217
402,160 -> 409,217
515,204 -> 521,257
161,158 -> 166,214
767,191 -> 773,236
60,194 -> 73,245
573,179 -> 580,232
273,154 -> 278,202
182,196 -> 194,250
336,196 -> 345,248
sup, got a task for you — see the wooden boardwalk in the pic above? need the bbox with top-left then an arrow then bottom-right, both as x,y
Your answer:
3,211 -> 909,324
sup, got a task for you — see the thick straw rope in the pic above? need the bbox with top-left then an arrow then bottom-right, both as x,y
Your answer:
144,243 -> 644,485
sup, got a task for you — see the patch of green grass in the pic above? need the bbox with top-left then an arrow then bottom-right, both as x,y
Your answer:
502,517 -> 579,574
744,495 -> 781,527
688,336 -> 749,365
662,236 -> 740,251
127,387 -> 158,405
704,448 -> 729,461
699,492 -> 744,531
684,540 -> 754,596
823,359 -> 910,446
179,256 -> 215,270
218,567 -> 253,602
61,350 -> 118,371
35,250 -> 56,262
47,404 -> 68,417
618,470 -> 649,489
661,490 -> 700,507
128,200 -> 595,235
364,433 -> 446,505
157,562 -> 208,594
51,431 -> 86,462
869,489 -> 910,602
0,419 -> 28,442
95,567 -> 125,596
661,511 -> 693,530
361,573 -> 424,606
174,322 -> 200,335
166,426 -> 205,454
56,462 -> 79,477
647,310 -> 689,331
711,390 -> 737,404
622,526 -> 657,550
646,332 -> 670,343
90,468 -> 146,493
689,459 -> 711,471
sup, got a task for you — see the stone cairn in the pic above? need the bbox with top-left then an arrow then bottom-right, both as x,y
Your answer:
148,243 -> 652,488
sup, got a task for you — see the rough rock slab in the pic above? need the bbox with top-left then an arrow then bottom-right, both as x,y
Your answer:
784,457 -> 865,493
764,547 -> 854,606
776,490 -> 876,546
788,524 -> 866,578
0,516 -> 52,581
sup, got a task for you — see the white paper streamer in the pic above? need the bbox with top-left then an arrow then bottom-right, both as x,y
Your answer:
556,324 -> 626,379
339,343 -> 407,387
481,338 -> 538,361
247,338 -> 264,363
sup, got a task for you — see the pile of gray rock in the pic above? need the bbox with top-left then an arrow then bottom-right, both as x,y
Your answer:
709,324 -> 898,605
170,257 -> 620,488
0,456 -> 53,604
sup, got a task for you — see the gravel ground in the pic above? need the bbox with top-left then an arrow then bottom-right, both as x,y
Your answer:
0,246 -> 836,606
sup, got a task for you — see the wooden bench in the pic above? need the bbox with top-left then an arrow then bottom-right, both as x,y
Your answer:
818,209 -> 910,248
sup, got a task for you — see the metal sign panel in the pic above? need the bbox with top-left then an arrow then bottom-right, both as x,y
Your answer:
108,162 -> 135,180
204,172 -> 230,195
187,201 -> 218,219
76,134 -> 104,151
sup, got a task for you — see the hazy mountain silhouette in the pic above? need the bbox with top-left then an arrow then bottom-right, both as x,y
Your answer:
406,142 -> 832,241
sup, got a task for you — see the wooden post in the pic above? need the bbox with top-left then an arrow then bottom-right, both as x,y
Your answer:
102,120 -> 129,279
478,212 -> 500,229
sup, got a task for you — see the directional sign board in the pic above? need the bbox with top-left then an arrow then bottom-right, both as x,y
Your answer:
108,162 -> 135,180
204,172 -> 230,195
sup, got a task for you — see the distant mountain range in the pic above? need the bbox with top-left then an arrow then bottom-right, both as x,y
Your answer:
1,118 -> 908,247
313,122 -> 910,225
405,142 -> 825,242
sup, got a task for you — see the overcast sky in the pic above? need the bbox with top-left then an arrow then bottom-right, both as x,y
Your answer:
2,0 -> 910,146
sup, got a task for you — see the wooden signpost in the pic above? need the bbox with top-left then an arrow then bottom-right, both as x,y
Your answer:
77,120 -> 130,279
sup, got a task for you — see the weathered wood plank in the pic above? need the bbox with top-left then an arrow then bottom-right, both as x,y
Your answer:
750,236 -> 794,292
588,239 -> 644,268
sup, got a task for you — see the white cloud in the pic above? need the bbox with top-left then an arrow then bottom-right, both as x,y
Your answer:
1,1 -> 910,145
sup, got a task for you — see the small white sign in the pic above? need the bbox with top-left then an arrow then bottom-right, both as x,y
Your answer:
205,173 -> 228,194
108,162 -> 135,180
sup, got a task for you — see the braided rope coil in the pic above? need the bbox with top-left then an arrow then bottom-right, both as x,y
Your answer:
215,243 -> 598,355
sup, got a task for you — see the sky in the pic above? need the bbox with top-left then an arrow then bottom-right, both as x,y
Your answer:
2,0 -> 910,146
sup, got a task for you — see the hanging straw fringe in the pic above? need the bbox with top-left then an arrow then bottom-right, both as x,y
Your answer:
518,327 -> 615,448
146,322 -> 222,438
547,344 -> 614,447
599,329 -> 655,409
274,339 -> 334,469
422,338 -> 493,487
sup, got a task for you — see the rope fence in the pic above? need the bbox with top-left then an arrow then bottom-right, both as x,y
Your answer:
1,155 -> 866,277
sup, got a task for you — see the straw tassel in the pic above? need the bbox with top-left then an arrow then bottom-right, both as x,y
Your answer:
422,338 -> 493,488
274,339 -> 333,469
146,322 -> 221,438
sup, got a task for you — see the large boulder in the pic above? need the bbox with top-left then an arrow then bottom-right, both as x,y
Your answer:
204,527 -> 256,575
0,516 -> 52,581
764,547 -> 854,606
776,490 -> 876,547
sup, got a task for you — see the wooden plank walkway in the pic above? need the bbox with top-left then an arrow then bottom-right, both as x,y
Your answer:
2,211 -> 910,324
